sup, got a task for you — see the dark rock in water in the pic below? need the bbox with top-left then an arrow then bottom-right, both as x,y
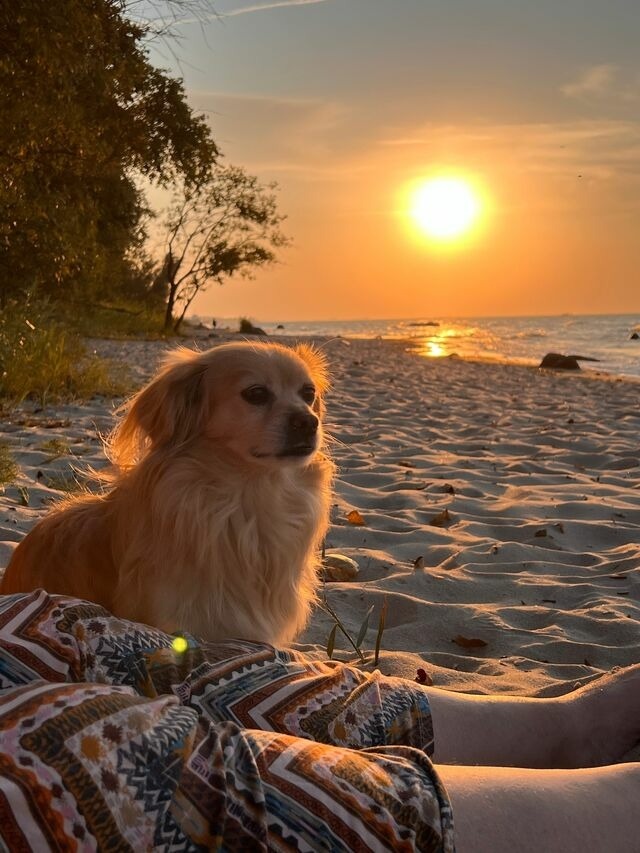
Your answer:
276,324 -> 285,330
237,321 -> 268,336
540,353 -> 580,370
539,352 -> 601,370
408,321 -> 440,327
631,332 -> 639,340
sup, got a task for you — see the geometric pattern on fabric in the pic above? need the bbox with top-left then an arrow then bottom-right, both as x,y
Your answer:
1,682 -> 197,851
249,734 -> 451,852
160,649 -> 436,755
0,590 -> 454,851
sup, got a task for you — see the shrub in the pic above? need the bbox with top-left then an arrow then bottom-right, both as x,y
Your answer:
56,298 -> 167,340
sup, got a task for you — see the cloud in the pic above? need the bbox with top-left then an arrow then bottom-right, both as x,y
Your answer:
561,64 -> 640,106
221,0 -> 332,17
191,90 -> 350,176
561,64 -> 618,98
198,89 -> 640,194
170,0 -> 332,28
374,119 -> 640,191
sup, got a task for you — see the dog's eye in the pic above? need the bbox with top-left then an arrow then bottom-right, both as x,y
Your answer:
299,385 -> 316,405
241,385 -> 272,406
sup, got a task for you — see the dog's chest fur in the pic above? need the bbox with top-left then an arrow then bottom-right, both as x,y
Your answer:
113,453 -> 332,644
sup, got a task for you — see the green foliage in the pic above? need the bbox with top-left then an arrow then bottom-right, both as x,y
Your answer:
0,301 -> 132,407
0,0 -> 217,308
0,444 -> 18,485
56,298 -> 167,340
161,165 -> 290,331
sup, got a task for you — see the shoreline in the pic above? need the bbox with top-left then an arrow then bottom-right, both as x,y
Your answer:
1,334 -> 639,705
84,326 -> 640,387
199,312 -> 640,383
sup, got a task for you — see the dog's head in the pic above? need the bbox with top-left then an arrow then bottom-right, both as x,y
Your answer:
110,341 -> 329,469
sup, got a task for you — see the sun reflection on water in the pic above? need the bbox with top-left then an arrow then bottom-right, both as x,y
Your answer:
424,340 -> 447,358
416,325 -> 471,359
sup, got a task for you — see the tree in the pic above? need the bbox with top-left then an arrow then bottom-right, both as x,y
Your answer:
160,164 -> 289,332
0,0 -> 217,308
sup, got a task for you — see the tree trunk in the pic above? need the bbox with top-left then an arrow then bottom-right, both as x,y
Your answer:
173,289 -> 199,334
161,250 -> 182,333
164,280 -> 177,332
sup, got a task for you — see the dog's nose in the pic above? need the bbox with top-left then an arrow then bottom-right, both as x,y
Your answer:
288,411 -> 319,436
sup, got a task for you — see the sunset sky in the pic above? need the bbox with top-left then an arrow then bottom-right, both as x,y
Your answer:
147,0 -> 640,322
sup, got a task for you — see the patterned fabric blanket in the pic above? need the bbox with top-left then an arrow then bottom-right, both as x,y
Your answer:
0,591 -> 455,851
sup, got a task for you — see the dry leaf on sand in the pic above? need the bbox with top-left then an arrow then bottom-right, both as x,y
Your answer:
346,509 -> 366,526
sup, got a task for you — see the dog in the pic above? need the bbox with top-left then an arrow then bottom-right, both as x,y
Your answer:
1,341 -> 335,644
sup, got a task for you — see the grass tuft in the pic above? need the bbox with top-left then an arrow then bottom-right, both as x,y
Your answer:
0,443 -> 18,485
38,438 -> 72,459
0,302 -> 132,408
43,471 -> 86,493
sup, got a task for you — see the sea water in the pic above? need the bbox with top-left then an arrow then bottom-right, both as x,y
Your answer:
197,314 -> 640,380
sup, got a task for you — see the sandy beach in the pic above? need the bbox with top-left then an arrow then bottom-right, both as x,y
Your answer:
1,335 -> 639,704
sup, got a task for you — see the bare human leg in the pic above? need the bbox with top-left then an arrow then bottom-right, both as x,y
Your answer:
439,762 -> 640,853
425,664 -> 640,768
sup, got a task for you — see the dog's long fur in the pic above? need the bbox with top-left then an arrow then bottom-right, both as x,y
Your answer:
1,341 -> 334,644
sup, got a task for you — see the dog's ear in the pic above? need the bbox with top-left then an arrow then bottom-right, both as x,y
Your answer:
294,344 -> 330,417
294,344 -> 329,391
108,348 -> 207,468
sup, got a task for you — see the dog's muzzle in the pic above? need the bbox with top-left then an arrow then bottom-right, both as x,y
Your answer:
279,411 -> 319,457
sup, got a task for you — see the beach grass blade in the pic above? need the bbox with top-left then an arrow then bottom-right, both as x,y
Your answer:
320,597 -> 366,663
356,604 -> 375,648
326,624 -> 338,659
374,598 -> 388,666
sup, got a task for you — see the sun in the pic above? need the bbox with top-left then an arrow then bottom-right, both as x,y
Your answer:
407,175 -> 484,244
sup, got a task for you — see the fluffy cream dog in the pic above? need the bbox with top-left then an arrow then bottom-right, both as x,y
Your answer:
1,341 -> 334,644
